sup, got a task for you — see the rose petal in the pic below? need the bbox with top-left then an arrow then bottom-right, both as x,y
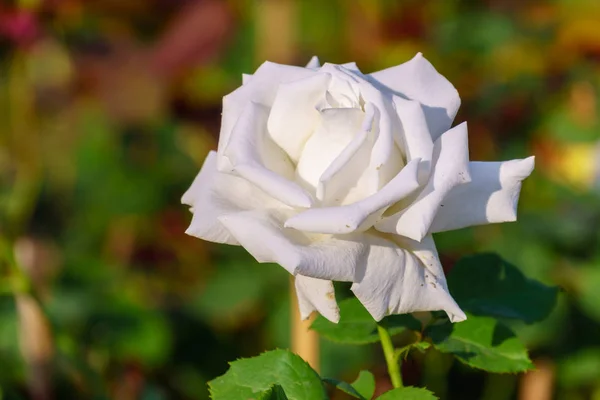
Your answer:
366,117 -> 406,196
340,62 -> 360,72
182,152 -> 215,208
295,107 -> 365,191
306,55 -> 320,69
317,103 -> 376,205
347,70 -> 405,194
325,73 -> 361,109
393,96 -> 434,164
219,209 -> 368,281
242,73 -> 252,84
369,53 -> 460,141
183,160 -> 239,244
375,122 -> 471,241
267,73 -> 332,162
430,157 -> 535,233
295,275 -> 340,323
223,101 -> 314,208
183,151 -> 275,245
351,234 -> 466,322
285,158 -> 421,234
218,61 -> 318,170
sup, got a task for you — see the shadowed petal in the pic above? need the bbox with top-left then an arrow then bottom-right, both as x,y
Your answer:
268,73 -> 332,162
219,209 -> 368,281
346,70 -> 406,195
218,61 -> 318,170
183,151 -> 276,245
317,103 -> 376,205
223,101 -> 314,208
295,275 -> 340,323
285,159 -> 421,234
430,157 -> 535,233
351,234 -> 466,322
295,107 -> 364,191
369,53 -> 460,141
375,122 -> 471,241
393,96 -> 434,165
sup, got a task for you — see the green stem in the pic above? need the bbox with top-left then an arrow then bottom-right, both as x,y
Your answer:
377,324 -> 403,388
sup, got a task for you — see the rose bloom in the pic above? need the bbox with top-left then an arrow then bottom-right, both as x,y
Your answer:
183,54 -> 534,323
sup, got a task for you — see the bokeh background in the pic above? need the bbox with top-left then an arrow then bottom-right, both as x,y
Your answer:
1,0 -> 600,399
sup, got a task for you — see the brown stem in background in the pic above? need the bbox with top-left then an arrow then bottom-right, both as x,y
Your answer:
255,0 -> 297,64
5,51 -> 54,400
518,358 -> 555,400
16,294 -> 54,400
13,238 -> 58,400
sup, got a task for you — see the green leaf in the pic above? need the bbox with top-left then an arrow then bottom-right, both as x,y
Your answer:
322,378 -> 364,399
311,298 -> 421,344
209,349 -> 327,400
376,386 -> 438,399
447,253 -> 558,323
426,314 -> 533,373
351,370 -> 376,399
322,370 -> 375,400
258,385 -> 289,400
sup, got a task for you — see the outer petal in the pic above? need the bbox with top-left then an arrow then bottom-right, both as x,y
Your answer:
430,157 -> 535,233
218,61 -> 318,170
182,151 -> 275,245
182,153 -> 214,208
295,275 -> 340,323
267,73 -> 331,162
285,158 -> 421,234
306,56 -> 320,69
375,122 -> 471,241
340,62 -> 360,72
218,209 -> 368,281
223,101 -> 314,208
351,234 -> 466,322
369,53 -> 460,141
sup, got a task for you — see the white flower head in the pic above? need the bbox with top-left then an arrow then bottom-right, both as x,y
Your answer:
182,54 -> 534,324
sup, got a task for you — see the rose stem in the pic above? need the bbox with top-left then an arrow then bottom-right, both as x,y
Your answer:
290,276 -> 320,372
377,324 -> 403,388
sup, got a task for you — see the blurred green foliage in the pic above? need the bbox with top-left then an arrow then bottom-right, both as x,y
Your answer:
1,0 -> 600,399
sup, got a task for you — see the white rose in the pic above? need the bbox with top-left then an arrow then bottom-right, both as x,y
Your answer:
183,54 -> 534,324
